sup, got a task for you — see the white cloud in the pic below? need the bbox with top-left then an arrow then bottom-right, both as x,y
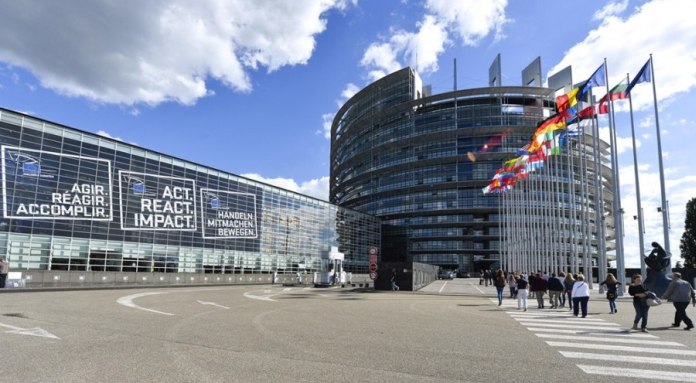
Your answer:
548,0 -> 696,112
96,130 -> 124,142
0,1 -> 350,106
593,0 -> 629,21
241,173 -> 330,201
426,0 -> 509,45
617,165 -> 696,264
361,42 -> 403,81
340,83 -> 360,101
360,0 -> 508,80
318,113 -> 334,140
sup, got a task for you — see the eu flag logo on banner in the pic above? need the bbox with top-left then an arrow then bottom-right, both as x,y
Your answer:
132,183 -> 146,194
22,162 -> 41,175
210,198 -> 220,209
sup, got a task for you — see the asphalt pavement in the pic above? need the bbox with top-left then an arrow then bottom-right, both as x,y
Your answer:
1,278 -> 695,382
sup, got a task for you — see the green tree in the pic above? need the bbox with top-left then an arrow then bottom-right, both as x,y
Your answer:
680,197 -> 696,268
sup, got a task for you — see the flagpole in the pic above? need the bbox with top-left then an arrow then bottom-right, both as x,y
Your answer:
627,72 -> 647,278
604,58 -> 626,292
649,54 -> 671,270
589,87 -> 604,291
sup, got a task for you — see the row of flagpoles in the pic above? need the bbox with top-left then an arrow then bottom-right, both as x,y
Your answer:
489,55 -> 669,290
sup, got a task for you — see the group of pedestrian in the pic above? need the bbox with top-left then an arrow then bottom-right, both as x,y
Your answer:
489,268 -> 696,333
492,269 -> 591,316
479,269 -> 493,286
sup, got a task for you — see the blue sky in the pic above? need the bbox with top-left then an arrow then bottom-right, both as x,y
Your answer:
0,0 -> 694,266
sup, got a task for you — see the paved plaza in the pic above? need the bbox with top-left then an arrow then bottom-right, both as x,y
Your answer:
1,279 -> 696,382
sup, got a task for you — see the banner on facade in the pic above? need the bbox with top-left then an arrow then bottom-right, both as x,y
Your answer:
118,171 -> 196,231
200,189 -> 258,238
1,146 -> 113,220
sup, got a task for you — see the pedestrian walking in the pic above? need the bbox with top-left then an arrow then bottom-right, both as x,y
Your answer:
507,272 -> 518,298
390,268 -> 399,291
484,269 -> 492,286
547,273 -> 564,309
600,273 -> 621,314
516,276 -> 529,311
530,272 -> 548,309
628,274 -> 650,332
661,272 -> 696,330
494,269 -> 506,306
571,274 -> 590,318
0,256 -> 8,288
563,273 -> 575,311
557,272 -> 567,307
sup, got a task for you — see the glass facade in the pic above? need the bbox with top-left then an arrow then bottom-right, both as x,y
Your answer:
330,68 -> 614,272
0,108 -> 381,277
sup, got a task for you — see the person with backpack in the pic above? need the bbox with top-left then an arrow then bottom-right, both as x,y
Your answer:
600,273 -> 621,314
494,269 -> 506,306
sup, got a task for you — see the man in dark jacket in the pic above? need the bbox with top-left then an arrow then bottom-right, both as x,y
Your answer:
548,273 -> 564,309
530,273 -> 548,309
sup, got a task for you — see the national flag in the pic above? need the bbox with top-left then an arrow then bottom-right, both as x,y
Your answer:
555,87 -> 579,113
542,132 -> 566,156
515,143 -> 531,156
533,113 -> 566,137
578,105 -> 597,119
503,156 -> 527,172
567,119 -> 592,137
578,63 -> 606,98
598,79 -> 629,114
626,58 -> 652,94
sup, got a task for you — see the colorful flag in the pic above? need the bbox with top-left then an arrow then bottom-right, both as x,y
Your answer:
533,113 -> 566,137
578,105 -> 597,119
515,143 -> 531,156
578,63 -> 606,98
626,58 -> 652,94
598,79 -> 629,114
555,87 -> 579,113
567,119 -> 592,137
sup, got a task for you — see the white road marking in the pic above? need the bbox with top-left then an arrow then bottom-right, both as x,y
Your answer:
470,283 -> 485,294
438,281 -> 448,293
505,311 -> 573,316
117,292 -> 175,316
520,322 -> 624,330
510,313 -> 606,322
243,291 -> 276,302
536,333 -> 684,346
196,300 -> 230,309
546,341 -> 696,356
562,351 -> 695,367
525,327 -> 657,338
282,288 -> 292,292
514,318 -> 617,326
0,322 -> 60,339
577,365 -> 696,382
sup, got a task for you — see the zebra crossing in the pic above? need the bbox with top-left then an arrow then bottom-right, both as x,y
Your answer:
490,298 -> 696,382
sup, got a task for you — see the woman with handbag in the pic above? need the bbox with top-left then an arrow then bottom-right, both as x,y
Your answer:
600,273 -> 621,314
571,274 -> 590,318
628,274 -> 650,332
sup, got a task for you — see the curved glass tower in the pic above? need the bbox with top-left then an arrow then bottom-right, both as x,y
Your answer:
330,67 -> 615,274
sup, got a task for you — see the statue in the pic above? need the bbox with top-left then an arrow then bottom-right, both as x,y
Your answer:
643,242 -> 671,296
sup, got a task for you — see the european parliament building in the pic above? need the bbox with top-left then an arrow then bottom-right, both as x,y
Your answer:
0,107 -> 380,287
330,66 -> 616,275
